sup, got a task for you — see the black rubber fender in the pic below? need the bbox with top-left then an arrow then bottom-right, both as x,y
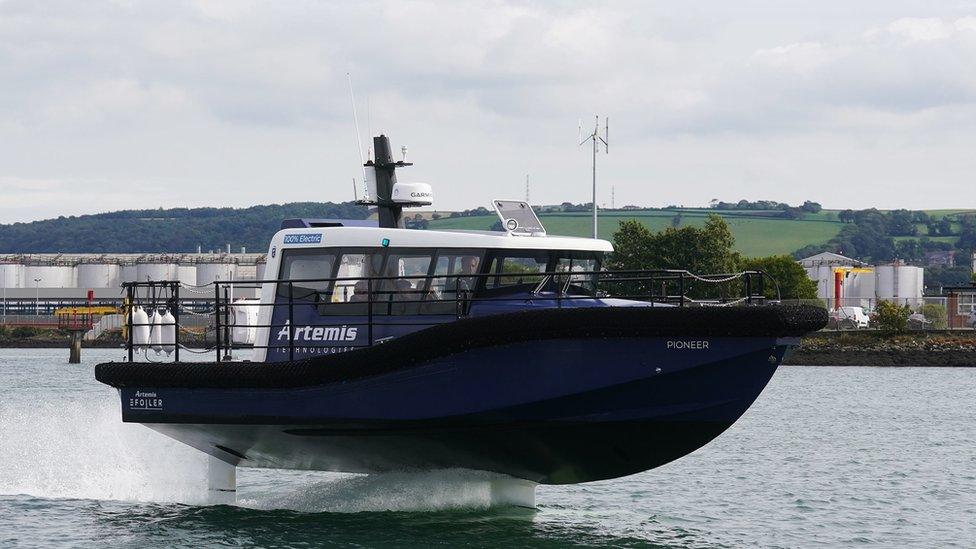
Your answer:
95,304 -> 826,389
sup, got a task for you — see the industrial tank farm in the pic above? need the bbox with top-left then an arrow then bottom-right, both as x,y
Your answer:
23,264 -> 76,288
195,262 -> 238,285
76,262 -> 122,289
0,253 -> 266,299
0,262 -> 24,289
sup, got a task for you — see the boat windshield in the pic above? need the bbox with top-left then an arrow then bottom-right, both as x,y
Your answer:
275,246 -> 604,314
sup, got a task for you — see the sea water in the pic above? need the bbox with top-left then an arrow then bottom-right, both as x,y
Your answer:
0,348 -> 973,547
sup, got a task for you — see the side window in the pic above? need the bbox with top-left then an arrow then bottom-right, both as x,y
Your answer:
277,250 -> 336,300
429,253 -> 482,300
486,252 -> 549,290
554,254 -> 600,295
382,252 -> 434,315
421,250 -> 483,314
332,251 -> 384,304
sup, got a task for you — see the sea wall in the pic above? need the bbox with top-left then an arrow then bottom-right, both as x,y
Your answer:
786,332 -> 976,367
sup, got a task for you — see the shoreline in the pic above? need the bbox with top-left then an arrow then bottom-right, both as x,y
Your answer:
2,332 -> 974,367
784,350 -> 975,367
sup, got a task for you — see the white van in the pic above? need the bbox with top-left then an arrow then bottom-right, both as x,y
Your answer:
829,306 -> 871,329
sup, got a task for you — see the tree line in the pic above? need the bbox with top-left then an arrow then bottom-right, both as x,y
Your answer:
609,215 -> 817,300
794,209 -> 976,264
0,202 -> 368,253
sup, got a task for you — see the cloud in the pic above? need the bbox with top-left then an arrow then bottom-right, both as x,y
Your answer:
1,1 -> 975,224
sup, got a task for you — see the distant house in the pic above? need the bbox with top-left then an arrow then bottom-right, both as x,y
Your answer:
924,250 -> 955,267
944,284 -> 976,329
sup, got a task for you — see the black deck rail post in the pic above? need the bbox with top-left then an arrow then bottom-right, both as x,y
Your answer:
367,277 -> 373,346
455,275 -> 461,318
214,283 -> 221,360
173,282 -> 180,362
746,273 -> 753,305
126,284 -> 134,362
678,273 -> 685,307
222,285 -> 231,361
287,282 -> 295,361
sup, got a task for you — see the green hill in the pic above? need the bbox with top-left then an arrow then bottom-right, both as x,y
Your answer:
430,209 -> 846,257
0,202 -> 367,253
4,203 -> 973,259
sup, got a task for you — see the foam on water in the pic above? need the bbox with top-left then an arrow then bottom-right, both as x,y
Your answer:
0,374 -> 535,512
240,469 -> 537,513
0,387 -> 212,504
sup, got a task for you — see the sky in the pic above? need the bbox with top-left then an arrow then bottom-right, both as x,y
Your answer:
1,0 -> 975,223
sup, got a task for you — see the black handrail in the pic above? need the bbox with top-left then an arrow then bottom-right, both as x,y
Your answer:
119,269 -> 772,362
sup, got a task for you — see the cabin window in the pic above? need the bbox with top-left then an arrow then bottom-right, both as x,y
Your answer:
485,251 -> 549,290
421,250 -> 483,314
381,251 -> 434,315
331,251 -> 385,305
554,254 -> 600,295
276,249 -> 336,301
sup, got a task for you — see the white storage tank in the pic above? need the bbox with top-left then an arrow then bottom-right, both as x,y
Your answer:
0,263 -> 24,289
875,264 -> 924,301
136,262 -> 179,282
178,265 -> 198,286
235,265 -> 257,280
120,264 -> 139,284
196,262 -> 238,285
875,265 -> 895,300
77,263 -> 121,289
24,265 -> 76,288
844,271 -> 875,301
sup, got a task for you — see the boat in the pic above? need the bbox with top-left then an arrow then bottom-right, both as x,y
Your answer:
95,134 -> 827,506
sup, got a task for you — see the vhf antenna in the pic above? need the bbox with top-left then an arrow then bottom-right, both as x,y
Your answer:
347,73 -> 369,201
579,115 -> 609,238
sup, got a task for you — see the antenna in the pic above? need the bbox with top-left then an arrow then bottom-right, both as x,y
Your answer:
366,96 -> 373,161
579,114 -> 609,238
347,73 -> 369,200
525,174 -> 530,203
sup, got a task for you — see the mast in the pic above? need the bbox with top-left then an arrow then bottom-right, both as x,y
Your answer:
361,134 -> 429,229
369,135 -> 406,228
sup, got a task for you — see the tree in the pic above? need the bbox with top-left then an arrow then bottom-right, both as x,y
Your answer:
800,200 -> 823,213
838,209 -> 855,223
937,217 -> 953,236
895,239 -> 924,263
888,209 -> 917,236
607,220 -> 656,273
608,215 -> 741,298
871,301 -> 911,333
739,255 -> 818,300
919,303 -> 948,330
912,211 -> 931,225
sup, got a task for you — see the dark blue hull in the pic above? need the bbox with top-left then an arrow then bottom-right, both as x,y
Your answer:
116,336 -> 795,484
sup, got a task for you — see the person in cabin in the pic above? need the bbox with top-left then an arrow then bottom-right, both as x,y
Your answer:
452,256 -> 481,294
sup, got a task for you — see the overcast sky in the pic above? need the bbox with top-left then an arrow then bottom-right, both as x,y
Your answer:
1,0 -> 975,223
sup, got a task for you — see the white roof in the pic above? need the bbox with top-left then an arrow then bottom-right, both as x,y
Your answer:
798,251 -> 866,267
272,226 -> 614,253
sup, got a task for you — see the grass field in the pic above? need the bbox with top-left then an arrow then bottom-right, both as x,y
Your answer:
429,209 -> 846,257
